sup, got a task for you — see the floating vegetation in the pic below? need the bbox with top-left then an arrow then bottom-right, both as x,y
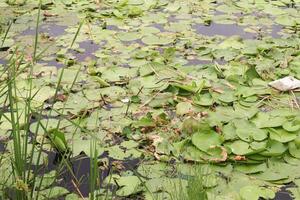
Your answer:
1,0 -> 300,199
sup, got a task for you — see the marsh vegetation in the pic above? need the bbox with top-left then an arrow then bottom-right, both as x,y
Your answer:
0,0 -> 300,199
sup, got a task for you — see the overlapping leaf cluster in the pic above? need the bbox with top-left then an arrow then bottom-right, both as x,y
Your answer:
1,0 -> 300,199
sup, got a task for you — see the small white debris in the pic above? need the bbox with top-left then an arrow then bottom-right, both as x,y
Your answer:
121,98 -> 130,103
269,76 -> 300,91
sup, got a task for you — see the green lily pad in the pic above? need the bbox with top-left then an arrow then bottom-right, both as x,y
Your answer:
268,128 -> 297,143
117,31 -> 142,42
176,102 -> 193,115
289,141 -> 300,159
192,131 -> 223,152
259,140 -> 287,156
116,176 -> 142,196
235,163 -> 267,174
239,185 -> 275,200
142,34 -> 174,45
233,119 -> 268,142
227,140 -> 253,155
282,120 -> 300,132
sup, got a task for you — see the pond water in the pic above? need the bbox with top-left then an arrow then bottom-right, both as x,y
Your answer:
42,152 -> 141,197
22,24 -> 67,37
9,21 -> 283,69
194,23 -> 282,39
1,1 -> 300,199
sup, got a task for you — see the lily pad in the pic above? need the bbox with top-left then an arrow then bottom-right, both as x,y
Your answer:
192,131 -> 223,152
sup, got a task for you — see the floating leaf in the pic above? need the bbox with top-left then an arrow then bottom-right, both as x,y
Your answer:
268,128 -> 297,143
192,131 -> 223,152
239,185 -> 275,200
176,102 -> 193,115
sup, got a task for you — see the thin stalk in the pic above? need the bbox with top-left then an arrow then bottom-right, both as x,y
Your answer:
89,140 -> 99,200
7,53 -> 24,199
33,0 -> 42,62
1,20 -> 12,47
70,20 -> 84,49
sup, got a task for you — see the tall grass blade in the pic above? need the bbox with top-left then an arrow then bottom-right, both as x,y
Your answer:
1,20 -> 12,47
33,0 -> 42,62
70,20 -> 84,49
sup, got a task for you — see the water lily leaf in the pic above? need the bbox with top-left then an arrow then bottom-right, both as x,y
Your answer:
193,93 -> 214,106
91,76 -> 110,87
165,2 -> 181,12
222,122 -> 237,141
239,185 -> 275,200
235,163 -> 267,174
252,112 -> 286,128
176,102 -> 193,115
227,140 -> 253,155
142,34 -> 174,45
218,91 -> 237,103
40,186 -> 69,199
268,128 -> 297,143
275,15 -> 296,26
48,129 -> 68,153
250,141 -> 267,152
282,120 -> 300,132
72,139 -> 104,157
181,117 -> 209,135
203,174 -> 218,188
191,131 -> 223,152
35,171 -> 56,190
253,170 -> 288,182
116,176 -> 142,196
65,193 -> 81,200
132,116 -> 155,128
289,141 -> 300,159
117,32 -> 142,42
259,140 -> 287,156
180,145 -> 211,162
233,119 -> 268,142
107,145 -> 141,160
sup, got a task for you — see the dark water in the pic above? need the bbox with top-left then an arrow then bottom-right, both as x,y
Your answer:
0,143 -> 5,152
75,40 -> 100,61
22,24 -> 67,37
40,151 -> 140,197
10,21 -> 283,70
194,23 -> 282,39
185,59 -> 212,66
38,59 -> 64,68
274,184 -> 294,200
